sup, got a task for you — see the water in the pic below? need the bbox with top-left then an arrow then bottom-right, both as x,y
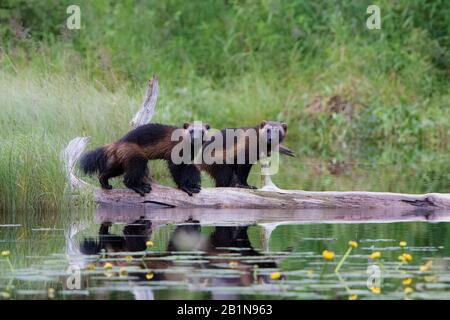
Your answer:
1,207 -> 450,300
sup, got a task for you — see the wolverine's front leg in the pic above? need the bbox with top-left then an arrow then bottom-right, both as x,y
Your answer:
168,161 -> 201,196
123,156 -> 151,196
99,174 -> 113,190
210,164 -> 235,187
233,164 -> 257,189
141,166 -> 152,194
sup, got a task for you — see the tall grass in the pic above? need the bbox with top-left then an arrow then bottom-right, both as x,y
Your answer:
0,71 -> 136,214
0,0 -> 449,215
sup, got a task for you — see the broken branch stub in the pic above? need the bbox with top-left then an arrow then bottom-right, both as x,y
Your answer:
130,75 -> 159,128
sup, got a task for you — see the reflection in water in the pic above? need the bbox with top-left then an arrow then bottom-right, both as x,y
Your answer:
78,217 -> 280,299
80,219 -> 152,254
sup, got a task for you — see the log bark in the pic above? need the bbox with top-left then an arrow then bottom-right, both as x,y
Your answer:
94,184 -> 450,209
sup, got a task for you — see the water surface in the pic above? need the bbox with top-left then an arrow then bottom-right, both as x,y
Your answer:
1,207 -> 450,300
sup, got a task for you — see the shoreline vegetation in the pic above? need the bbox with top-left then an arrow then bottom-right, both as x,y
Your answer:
0,1 -> 449,215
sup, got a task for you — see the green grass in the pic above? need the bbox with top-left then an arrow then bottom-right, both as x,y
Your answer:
0,0 -> 449,216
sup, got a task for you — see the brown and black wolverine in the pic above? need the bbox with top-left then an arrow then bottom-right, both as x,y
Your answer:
200,121 -> 292,189
80,123 -> 209,196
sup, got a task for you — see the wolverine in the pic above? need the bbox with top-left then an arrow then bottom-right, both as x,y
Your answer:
80,122 -> 210,196
200,121 -> 292,189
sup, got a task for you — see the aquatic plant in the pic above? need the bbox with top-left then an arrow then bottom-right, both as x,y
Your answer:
322,250 -> 335,261
369,251 -> 381,260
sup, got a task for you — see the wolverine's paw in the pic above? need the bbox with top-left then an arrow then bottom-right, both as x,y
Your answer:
180,185 -> 201,196
129,186 -> 146,197
142,183 -> 152,194
101,184 -> 113,190
236,183 -> 257,189
189,186 -> 201,194
188,183 -> 201,194
180,186 -> 193,196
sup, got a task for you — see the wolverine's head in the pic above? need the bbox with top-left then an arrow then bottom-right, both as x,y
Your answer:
183,122 -> 210,143
258,120 -> 288,146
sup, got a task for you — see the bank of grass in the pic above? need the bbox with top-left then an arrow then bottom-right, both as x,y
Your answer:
0,0 -> 449,215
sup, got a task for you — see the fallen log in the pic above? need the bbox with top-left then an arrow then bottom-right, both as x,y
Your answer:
63,75 -> 450,210
94,184 -> 450,209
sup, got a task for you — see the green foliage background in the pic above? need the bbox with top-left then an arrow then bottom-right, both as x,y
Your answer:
0,0 -> 449,214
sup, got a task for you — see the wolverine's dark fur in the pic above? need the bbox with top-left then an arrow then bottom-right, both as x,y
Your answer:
79,147 -> 109,174
200,121 -> 290,189
80,123 -> 209,196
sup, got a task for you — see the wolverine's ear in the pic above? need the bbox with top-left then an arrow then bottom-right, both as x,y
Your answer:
183,123 -> 190,129
205,124 -> 210,130
282,123 -> 288,131
260,120 -> 267,128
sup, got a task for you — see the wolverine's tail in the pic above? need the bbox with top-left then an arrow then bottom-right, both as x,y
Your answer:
279,144 -> 295,157
79,147 -> 108,175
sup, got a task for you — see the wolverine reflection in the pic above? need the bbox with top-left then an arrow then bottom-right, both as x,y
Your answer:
80,218 -> 280,285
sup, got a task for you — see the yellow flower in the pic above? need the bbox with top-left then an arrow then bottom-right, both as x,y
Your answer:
228,261 -> 239,267
270,272 -> 282,280
370,287 -> 381,294
419,260 -> 433,273
404,287 -> 414,295
348,241 -> 358,249
398,253 -> 412,263
322,250 -> 335,260
348,294 -> 358,300
1,250 -> 10,258
103,262 -> 113,270
399,241 -> 407,247
146,240 -> 154,248
85,263 -> 96,270
124,255 -> 133,263
119,267 -> 128,277
146,272 -> 154,280
370,251 -> 381,260
403,253 -> 412,262
402,277 -> 413,286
